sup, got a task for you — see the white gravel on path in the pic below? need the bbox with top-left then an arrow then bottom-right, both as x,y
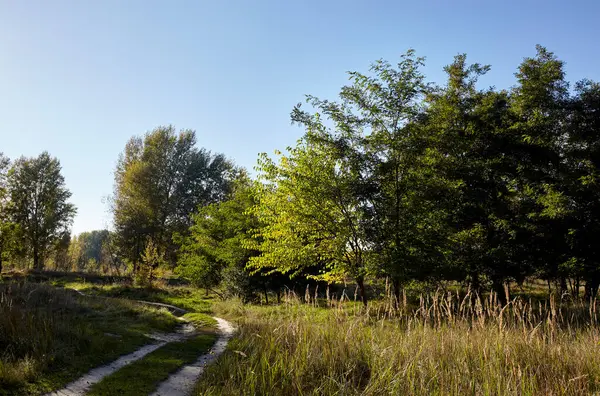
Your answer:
45,318 -> 233,396
45,290 -> 234,396
150,317 -> 235,396
46,341 -> 166,396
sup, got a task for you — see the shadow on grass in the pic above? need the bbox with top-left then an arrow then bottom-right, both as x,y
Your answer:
87,334 -> 217,396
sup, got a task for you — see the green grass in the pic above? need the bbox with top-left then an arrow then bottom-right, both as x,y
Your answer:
0,281 -> 180,395
64,282 -> 214,314
183,312 -> 218,332
195,294 -> 600,395
87,334 -> 217,396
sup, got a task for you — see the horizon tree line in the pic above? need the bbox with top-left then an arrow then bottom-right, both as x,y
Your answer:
3,45 -> 600,306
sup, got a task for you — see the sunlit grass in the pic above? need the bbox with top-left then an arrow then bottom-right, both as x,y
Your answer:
65,281 -> 214,314
0,281 -> 180,395
88,334 -> 217,396
195,292 -> 600,395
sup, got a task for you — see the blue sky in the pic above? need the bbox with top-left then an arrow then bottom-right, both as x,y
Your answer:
1,0 -> 599,234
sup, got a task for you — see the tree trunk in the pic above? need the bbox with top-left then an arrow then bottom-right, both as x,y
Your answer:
492,279 -> 506,305
264,286 -> 269,305
357,277 -> 367,307
560,277 -> 568,294
568,278 -> 574,296
33,245 -> 41,270
0,252 -> 3,274
470,273 -> 481,294
276,288 -> 281,304
392,277 -> 401,309
584,276 -> 600,302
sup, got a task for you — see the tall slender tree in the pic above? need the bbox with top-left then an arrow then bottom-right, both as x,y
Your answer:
8,152 -> 76,270
566,79 -> 600,299
112,125 -> 234,274
0,153 -> 14,273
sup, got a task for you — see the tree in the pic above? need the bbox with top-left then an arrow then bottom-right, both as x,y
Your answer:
508,45 -> 571,292
137,238 -> 165,285
0,153 -> 15,273
8,152 -> 76,270
51,231 -> 71,271
68,230 -> 113,272
565,79 -> 600,299
249,51 -> 455,306
297,51 -> 450,300
112,125 -> 234,274
176,173 -> 281,301
422,54 -> 520,295
250,118 -> 373,305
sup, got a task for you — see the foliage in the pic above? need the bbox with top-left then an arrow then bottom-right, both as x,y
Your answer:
250,122 -> 372,303
177,174 -> 284,302
0,153 -> 16,273
135,238 -> 166,286
244,46 -> 600,302
68,230 -> 118,273
7,152 -> 76,270
112,125 -> 234,274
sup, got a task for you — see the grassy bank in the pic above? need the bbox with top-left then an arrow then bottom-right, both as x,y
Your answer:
63,281 -> 214,314
0,281 -> 180,395
195,294 -> 600,395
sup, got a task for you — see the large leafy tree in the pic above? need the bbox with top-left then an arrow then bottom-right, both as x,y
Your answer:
112,125 -> 234,273
177,173 -> 279,300
565,79 -> 600,299
250,51 -> 454,305
8,152 -> 76,270
250,117 -> 372,304
423,55 -> 523,294
0,153 -> 15,273
314,51 -> 449,297
508,46 -> 571,290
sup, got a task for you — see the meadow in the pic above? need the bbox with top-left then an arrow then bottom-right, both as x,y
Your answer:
0,272 -> 217,395
2,271 -> 600,395
195,288 -> 600,395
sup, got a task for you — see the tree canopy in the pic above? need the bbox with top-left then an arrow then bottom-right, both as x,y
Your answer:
112,125 -> 234,277
7,152 -> 76,270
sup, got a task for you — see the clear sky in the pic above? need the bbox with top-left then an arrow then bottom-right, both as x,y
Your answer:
1,0 -> 599,235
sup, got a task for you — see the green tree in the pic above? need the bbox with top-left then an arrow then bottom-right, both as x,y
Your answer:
250,118 -> 372,304
565,79 -> 600,299
423,54 -> 518,294
112,125 -> 234,274
69,230 -> 112,272
137,238 -> 165,285
297,51 -> 450,300
508,46 -> 571,291
0,153 -> 15,273
176,174 -> 278,301
8,152 -> 76,270
51,231 -> 71,271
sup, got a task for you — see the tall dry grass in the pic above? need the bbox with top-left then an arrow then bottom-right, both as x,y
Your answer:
195,289 -> 600,395
0,281 -> 178,395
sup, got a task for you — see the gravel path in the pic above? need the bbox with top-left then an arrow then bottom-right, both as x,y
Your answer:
45,324 -> 194,396
150,317 -> 235,396
46,342 -> 166,396
46,290 -> 235,396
